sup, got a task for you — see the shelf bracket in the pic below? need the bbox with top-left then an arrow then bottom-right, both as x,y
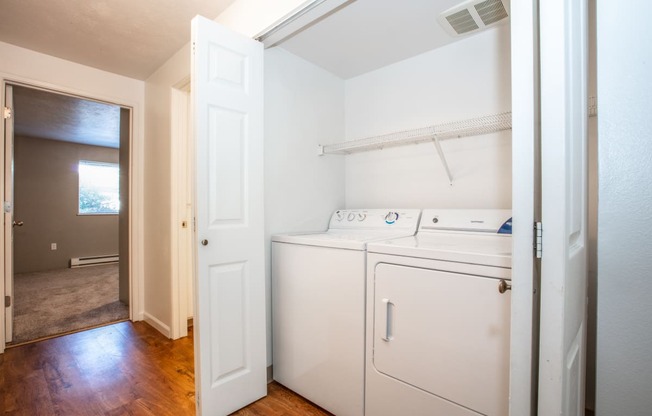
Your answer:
432,137 -> 453,185
317,144 -> 325,156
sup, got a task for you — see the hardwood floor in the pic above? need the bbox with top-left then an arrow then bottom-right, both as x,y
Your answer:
0,321 -> 330,416
231,382 -> 331,416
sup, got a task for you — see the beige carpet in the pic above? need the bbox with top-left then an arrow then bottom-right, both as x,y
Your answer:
11,263 -> 128,344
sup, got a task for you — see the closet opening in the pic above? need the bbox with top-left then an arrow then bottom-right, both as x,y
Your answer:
260,0 -> 514,415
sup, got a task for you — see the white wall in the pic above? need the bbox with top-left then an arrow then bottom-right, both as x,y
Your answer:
264,47 -> 346,364
596,1 -> 652,415
0,42 -> 145,106
143,44 -> 191,334
142,0 -> 314,339
0,41 -> 145,350
344,26 -> 511,209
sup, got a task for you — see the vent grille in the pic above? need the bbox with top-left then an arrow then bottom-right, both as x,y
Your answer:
475,0 -> 508,26
445,9 -> 479,34
439,0 -> 509,37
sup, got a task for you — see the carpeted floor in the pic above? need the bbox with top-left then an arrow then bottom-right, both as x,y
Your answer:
11,263 -> 129,344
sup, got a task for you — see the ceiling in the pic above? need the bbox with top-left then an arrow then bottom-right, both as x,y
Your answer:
1,0 -> 237,146
12,86 -> 122,148
0,0 -> 237,80
280,0 -> 484,79
2,0 -> 505,147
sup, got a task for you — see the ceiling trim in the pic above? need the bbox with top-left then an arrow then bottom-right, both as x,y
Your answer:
255,0 -> 353,48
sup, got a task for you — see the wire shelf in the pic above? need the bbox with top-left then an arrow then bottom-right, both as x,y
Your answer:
319,112 -> 513,155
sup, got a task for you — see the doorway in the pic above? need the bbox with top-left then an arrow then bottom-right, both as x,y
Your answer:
170,80 -> 193,340
4,83 -> 132,345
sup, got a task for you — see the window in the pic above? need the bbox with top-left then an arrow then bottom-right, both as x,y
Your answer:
78,160 -> 120,215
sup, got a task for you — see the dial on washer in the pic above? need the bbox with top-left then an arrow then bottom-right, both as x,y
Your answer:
384,211 -> 399,223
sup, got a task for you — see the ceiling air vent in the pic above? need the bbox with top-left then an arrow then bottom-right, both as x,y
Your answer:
438,0 -> 510,37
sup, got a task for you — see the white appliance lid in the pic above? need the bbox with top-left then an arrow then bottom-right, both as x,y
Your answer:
272,229 -> 418,250
367,233 -> 511,267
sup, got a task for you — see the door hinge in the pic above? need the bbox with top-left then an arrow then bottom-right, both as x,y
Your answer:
5,295 -> 10,308
3,106 -> 12,119
534,222 -> 543,259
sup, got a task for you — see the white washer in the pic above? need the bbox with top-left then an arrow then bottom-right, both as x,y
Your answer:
365,209 -> 513,416
272,209 -> 421,416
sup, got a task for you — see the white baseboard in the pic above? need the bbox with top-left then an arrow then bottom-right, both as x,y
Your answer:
133,309 -> 144,322
143,312 -> 171,338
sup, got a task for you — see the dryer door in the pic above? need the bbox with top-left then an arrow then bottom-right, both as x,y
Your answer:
372,263 -> 510,416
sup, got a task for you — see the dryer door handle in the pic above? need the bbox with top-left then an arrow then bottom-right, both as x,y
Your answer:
381,298 -> 394,342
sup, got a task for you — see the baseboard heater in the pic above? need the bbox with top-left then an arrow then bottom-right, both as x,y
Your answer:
70,255 -> 119,268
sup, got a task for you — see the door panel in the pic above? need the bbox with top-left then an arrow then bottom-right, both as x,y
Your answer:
192,15 -> 266,415
539,0 -> 589,414
373,263 -> 510,416
207,107 -> 245,224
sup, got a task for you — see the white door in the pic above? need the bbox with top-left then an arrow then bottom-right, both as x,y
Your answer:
539,0 -> 589,414
191,15 -> 266,415
3,84 -> 14,344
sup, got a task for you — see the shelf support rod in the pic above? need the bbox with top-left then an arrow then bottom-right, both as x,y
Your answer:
432,137 -> 453,185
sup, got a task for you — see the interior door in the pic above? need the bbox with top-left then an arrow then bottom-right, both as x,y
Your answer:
191,15 -> 266,415
539,0 -> 589,414
3,84 -> 14,344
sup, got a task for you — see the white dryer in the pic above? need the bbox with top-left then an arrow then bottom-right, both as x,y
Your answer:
365,209 -> 512,416
272,209 -> 421,416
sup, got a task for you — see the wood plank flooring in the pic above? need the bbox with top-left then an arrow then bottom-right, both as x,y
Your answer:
0,321 -> 330,416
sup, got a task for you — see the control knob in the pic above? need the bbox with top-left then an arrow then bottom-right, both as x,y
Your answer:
384,211 -> 399,224
347,212 -> 356,221
335,211 -> 344,221
357,213 -> 366,221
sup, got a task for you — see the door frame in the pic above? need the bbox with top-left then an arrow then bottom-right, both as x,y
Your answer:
0,75 -> 145,352
170,78 -> 192,340
3,84 -> 14,343
509,0 -> 540,414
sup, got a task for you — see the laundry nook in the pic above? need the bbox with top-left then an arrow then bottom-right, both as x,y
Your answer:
1,0 -> 648,415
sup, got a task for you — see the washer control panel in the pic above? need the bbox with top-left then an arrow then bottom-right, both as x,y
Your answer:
329,209 -> 421,230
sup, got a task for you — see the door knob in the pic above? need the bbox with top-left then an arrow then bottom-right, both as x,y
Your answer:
498,279 -> 512,294
13,220 -> 24,227
201,239 -> 208,246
